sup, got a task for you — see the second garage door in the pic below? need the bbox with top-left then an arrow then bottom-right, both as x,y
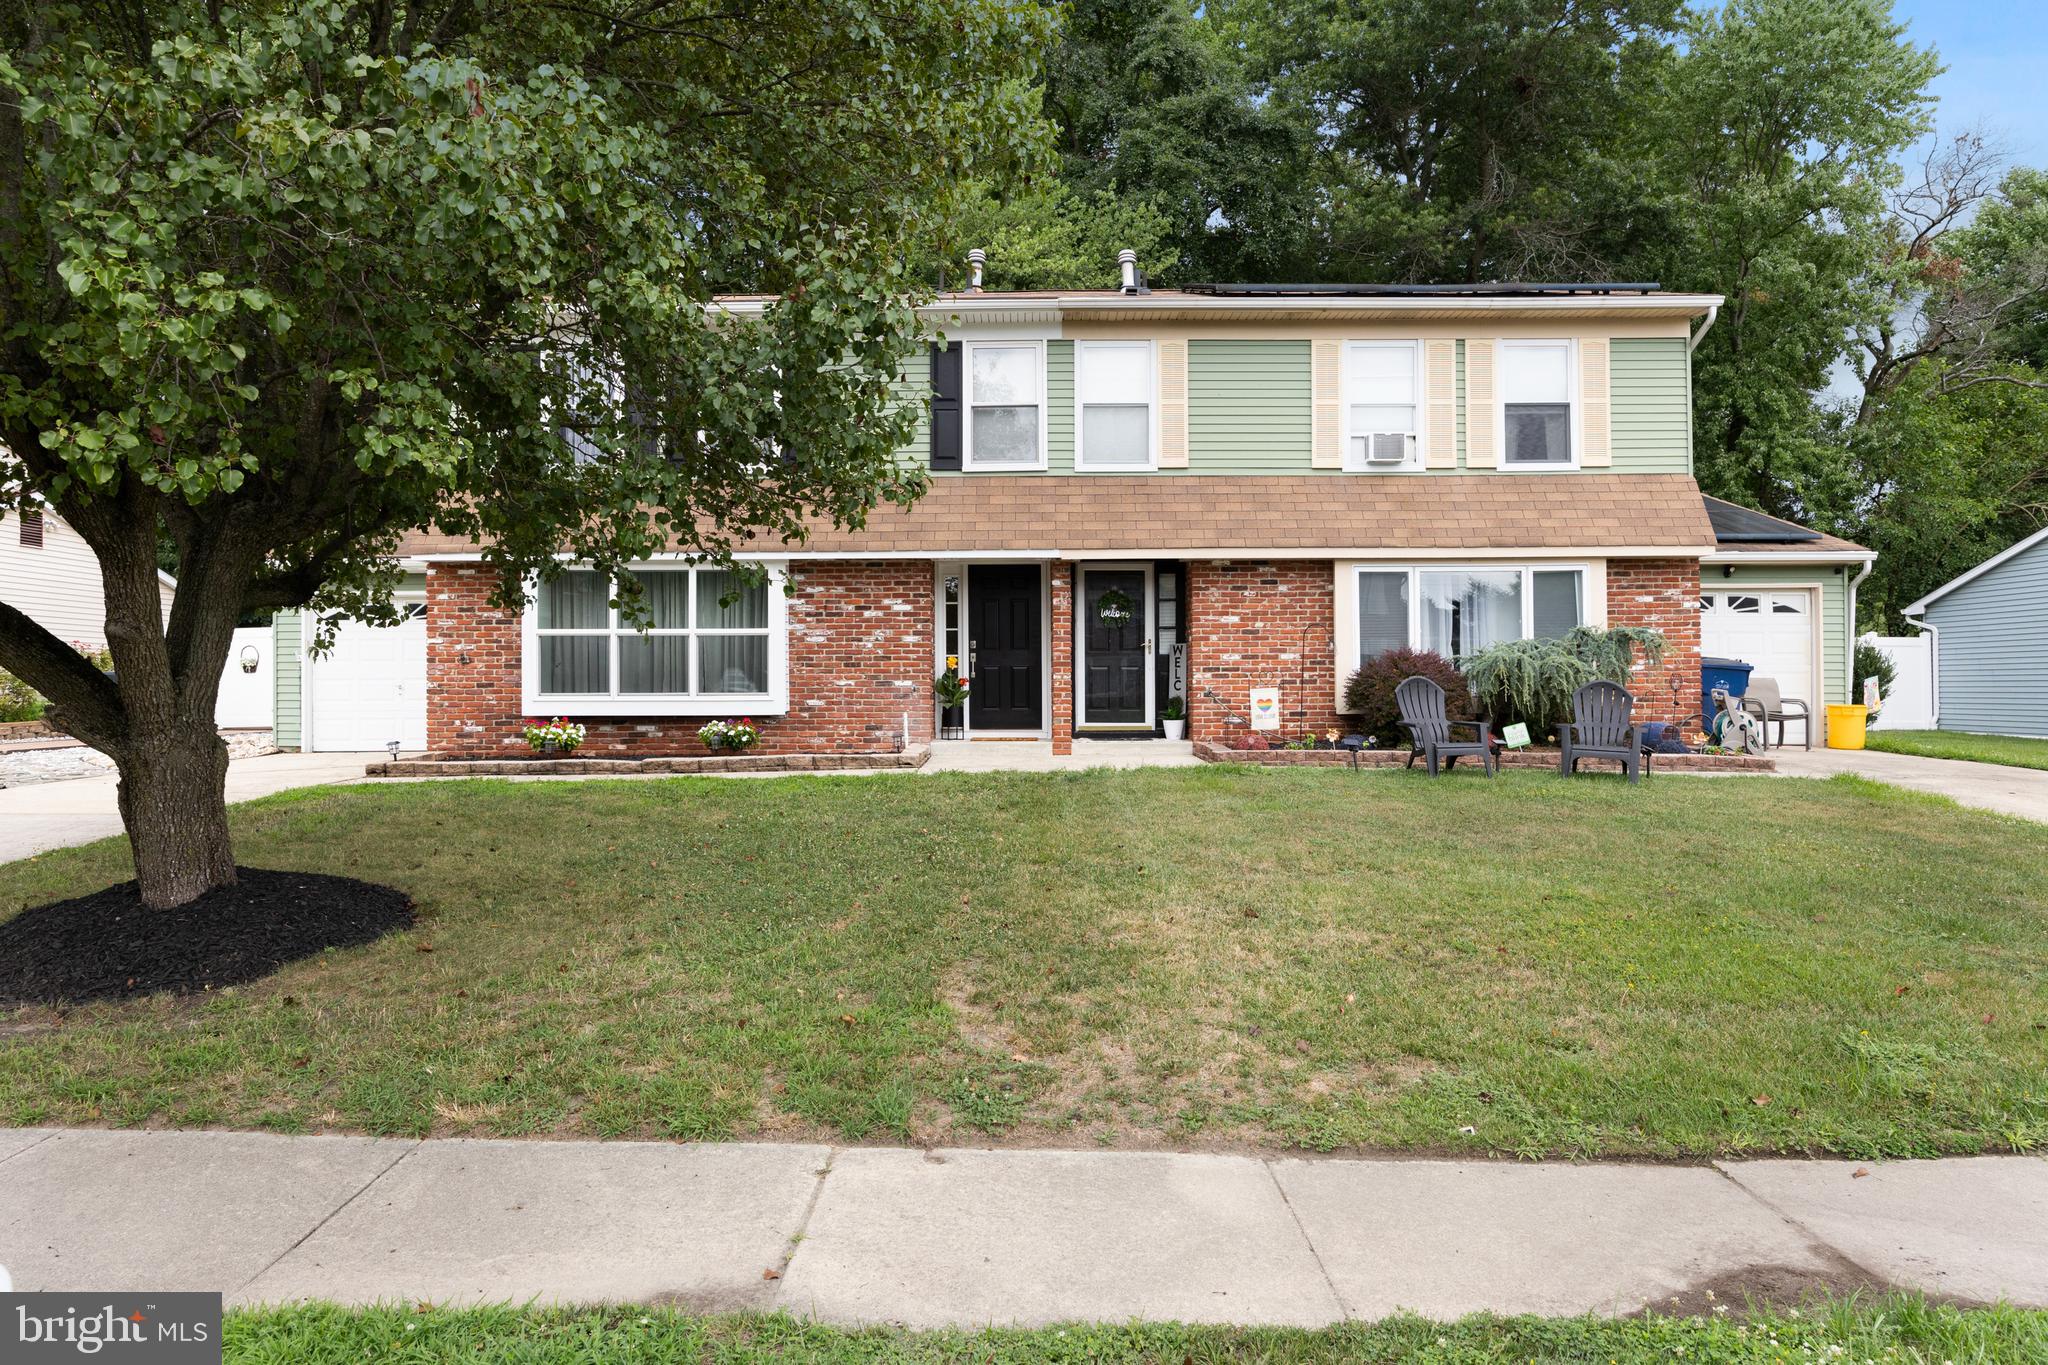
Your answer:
306,604 -> 428,752
1700,589 -> 1817,712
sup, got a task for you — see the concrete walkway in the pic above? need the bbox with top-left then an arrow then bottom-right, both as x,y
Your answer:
924,738 -> 1199,772
0,751 -> 382,863
1769,745 -> 2048,824
1,1131 -> 2042,1324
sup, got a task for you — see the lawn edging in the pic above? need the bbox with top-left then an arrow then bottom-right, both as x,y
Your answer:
367,746 -> 930,777
1192,740 -> 1774,773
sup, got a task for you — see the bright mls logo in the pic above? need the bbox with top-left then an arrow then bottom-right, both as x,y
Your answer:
3,1293 -> 221,1362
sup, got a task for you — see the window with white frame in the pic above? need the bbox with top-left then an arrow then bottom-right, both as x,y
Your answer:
1344,341 -> 1421,470
1355,565 -> 1585,665
966,343 -> 1044,469
1501,340 -> 1574,466
1076,341 -> 1154,469
528,565 -> 784,712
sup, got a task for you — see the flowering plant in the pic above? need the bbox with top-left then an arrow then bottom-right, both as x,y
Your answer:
933,667 -> 970,708
522,717 -> 586,752
698,717 -> 760,752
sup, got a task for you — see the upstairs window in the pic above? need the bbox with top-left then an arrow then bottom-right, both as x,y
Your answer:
1344,342 -> 1421,470
527,564 -> 785,714
965,343 -> 1044,470
1502,341 -> 1574,466
1076,341 -> 1155,470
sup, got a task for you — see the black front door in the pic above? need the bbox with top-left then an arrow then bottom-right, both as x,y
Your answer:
1082,569 -> 1149,726
968,565 -> 1042,731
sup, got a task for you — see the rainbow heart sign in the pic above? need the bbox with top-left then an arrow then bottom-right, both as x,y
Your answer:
1248,687 -> 1280,730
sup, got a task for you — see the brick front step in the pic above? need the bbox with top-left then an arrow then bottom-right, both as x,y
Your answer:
367,748 -> 930,778
1192,741 -> 1774,773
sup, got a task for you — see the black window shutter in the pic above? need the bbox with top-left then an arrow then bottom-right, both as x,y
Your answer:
929,341 -> 962,471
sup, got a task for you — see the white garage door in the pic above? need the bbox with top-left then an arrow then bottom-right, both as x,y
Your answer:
1700,590 -> 1816,706
307,604 -> 427,752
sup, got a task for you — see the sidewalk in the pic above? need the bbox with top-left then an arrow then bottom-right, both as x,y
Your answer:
0,751 -> 381,863
1769,744 -> 2048,823
2,1129 -> 2043,1325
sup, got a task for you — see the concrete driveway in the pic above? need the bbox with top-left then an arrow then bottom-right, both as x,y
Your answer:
1769,745 -> 2048,824
0,751 -> 380,865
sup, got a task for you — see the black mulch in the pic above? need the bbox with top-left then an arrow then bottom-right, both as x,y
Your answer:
0,868 -> 413,1006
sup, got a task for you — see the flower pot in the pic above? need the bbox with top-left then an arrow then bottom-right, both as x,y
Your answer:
940,705 -> 965,741
1161,718 -> 1186,741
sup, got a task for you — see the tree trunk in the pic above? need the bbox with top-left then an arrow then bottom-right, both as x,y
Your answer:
114,708 -> 237,909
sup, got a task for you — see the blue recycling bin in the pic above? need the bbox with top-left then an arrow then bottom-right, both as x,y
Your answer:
1700,656 -> 1753,722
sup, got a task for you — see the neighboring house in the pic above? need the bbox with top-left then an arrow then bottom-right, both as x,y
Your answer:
0,507 -> 175,649
272,270 -> 1874,754
1902,525 -> 2048,739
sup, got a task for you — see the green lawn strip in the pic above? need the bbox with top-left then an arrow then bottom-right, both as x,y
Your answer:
221,1301 -> 2048,1364
1866,729 -> 2048,771
4,768 -> 2047,1157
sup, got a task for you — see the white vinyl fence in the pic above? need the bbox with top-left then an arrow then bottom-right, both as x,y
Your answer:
1862,632 -> 1935,730
215,624 -> 275,729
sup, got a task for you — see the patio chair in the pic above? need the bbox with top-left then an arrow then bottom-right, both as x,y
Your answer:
1738,676 -> 1812,750
1559,680 -> 1647,783
1394,676 -> 1497,777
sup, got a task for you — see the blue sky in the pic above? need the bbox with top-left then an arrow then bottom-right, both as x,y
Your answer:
1892,1 -> 2048,167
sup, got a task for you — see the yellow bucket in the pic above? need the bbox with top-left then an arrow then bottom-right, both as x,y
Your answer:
1826,703 -> 1868,750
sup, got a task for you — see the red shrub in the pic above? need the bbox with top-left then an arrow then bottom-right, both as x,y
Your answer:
1341,648 -> 1471,745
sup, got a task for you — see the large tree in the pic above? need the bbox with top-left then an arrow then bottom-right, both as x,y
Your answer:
0,0 -> 1048,906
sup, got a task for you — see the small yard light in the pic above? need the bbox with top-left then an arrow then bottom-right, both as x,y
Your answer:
385,739 -> 402,760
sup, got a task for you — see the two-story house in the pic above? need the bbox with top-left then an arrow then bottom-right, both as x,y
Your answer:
271,266 -> 1874,755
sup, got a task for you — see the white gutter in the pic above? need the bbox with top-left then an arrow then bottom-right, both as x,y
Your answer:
710,292 -> 1725,320
406,544 -> 1723,565
1687,303 -> 1719,353
1700,550 -> 1877,567
1904,609 -> 1939,728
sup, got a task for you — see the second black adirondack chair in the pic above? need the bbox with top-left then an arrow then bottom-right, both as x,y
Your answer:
1559,680 -> 1647,783
1394,676 -> 1497,777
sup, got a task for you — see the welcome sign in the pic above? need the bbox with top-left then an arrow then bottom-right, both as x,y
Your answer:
4,1293 -> 221,1363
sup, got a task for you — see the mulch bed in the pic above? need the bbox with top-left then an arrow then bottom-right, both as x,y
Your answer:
0,868 -> 413,1006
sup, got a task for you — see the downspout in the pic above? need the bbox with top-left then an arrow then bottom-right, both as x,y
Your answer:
1687,304 -> 1719,353
1904,608 -> 1938,729
1846,557 -> 1872,704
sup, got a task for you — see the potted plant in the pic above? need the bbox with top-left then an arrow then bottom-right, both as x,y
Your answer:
934,661 -> 970,740
1160,696 -> 1186,741
698,717 -> 760,753
521,716 -> 587,754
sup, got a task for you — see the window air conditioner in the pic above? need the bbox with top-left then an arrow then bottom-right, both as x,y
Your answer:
1354,432 -> 1413,465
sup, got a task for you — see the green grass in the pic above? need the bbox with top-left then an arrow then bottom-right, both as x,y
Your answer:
221,1301 -> 2048,1364
3,767 -> 2047,1157
1867,728 -> 2048,771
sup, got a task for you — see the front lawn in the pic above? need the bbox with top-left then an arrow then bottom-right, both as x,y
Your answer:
223,1300 -> 2048,1364
1866,728 -> 2048,771
3,768 -> 2046,1157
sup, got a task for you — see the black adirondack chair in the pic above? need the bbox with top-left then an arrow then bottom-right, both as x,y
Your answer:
1394,676 -> 1497,777
1559,680 -> 1647,783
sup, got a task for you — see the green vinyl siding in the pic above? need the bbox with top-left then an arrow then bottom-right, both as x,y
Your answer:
272,610 -> 302,750
1189,339 -> 1312,472
893,348 -> 930,469
1610,336 -> 1691,474
1046,340 -> 1074,473
1716,564 -> 1850,706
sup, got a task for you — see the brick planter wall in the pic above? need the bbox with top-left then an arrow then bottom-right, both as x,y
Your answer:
427,561 -> 933,756
1606,558 -> 1703,725
1185,560 -> 1343,745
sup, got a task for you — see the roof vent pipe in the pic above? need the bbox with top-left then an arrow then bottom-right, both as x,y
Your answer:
1118,248 -> 1138,294
966,249 -> 986,294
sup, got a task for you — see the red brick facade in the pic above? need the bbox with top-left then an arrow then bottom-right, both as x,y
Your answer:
1050,563 -> 1075,754
425,554 -> 1704,755
426,561 -> 933,756
1603,558 -> 1703,725
1185,560 -> 1346,745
